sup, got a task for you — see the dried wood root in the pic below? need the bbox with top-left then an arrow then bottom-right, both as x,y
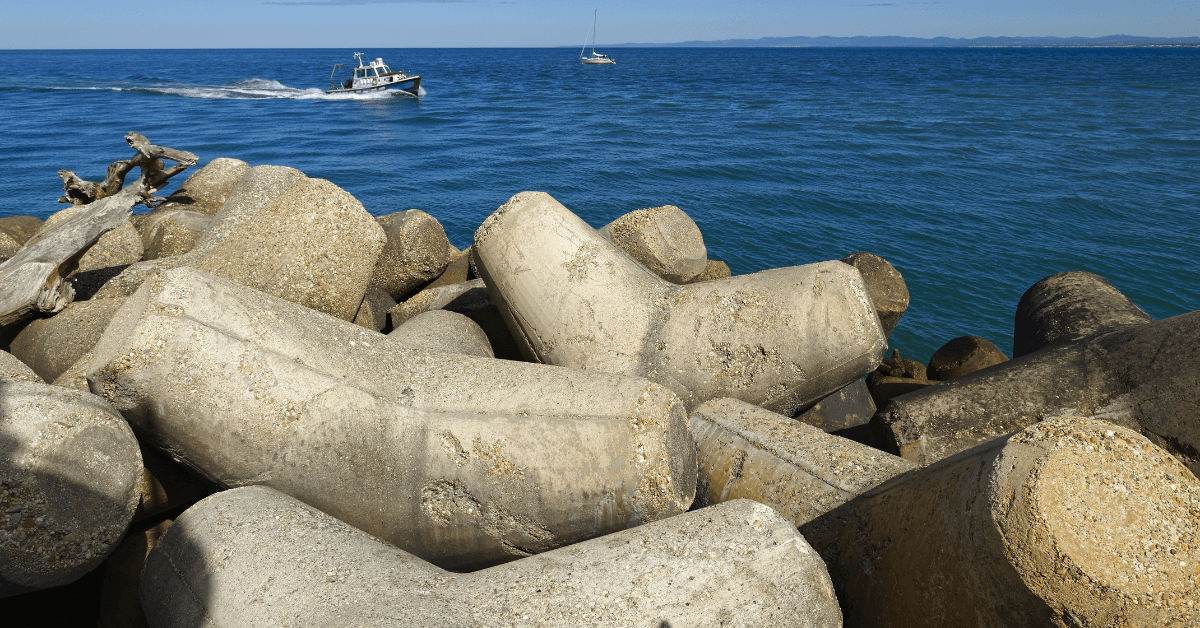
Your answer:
0,133 -> 197,327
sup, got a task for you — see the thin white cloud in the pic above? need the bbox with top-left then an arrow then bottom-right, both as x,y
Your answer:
266,0 -> 476,5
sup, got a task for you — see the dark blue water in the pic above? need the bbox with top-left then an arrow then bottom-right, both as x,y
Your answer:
1,48 -> 1197,363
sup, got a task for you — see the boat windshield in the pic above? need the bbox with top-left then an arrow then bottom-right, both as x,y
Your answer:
380,65 -> 391,74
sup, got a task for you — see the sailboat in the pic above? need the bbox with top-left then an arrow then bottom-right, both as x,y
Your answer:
580,10 -> 616,64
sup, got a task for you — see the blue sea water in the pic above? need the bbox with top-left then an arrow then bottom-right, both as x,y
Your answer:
0,47 -> 1197,364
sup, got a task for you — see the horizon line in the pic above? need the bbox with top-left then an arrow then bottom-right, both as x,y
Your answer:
3,34 -> 1199,51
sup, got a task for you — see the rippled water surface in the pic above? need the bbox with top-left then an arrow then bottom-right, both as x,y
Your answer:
1,47 -> 1197,362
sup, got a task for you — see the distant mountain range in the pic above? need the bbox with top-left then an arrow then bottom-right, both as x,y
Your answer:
601,35 -> 1200,48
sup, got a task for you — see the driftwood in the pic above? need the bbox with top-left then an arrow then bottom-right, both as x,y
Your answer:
0,133 -> 197,327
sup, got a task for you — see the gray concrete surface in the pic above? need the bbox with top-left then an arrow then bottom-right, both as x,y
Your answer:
149,157 -> 250,217
92,165 -> 385,321
803,417 -> 1200,627
839,252 -> 909,337
389,278 -> 524,361
794,379 -> 876,432
87,267 -> 696,569
473,192 -> 887,415
10,298 -> 125,383
0,350 -> 41,384
388,310 -> 495,358
598,205 -> 708,283
138,210 -> 214,261
0,378 -> 141,597
691,398 -> 916,528
925,335 -> 1008,381
352,283 -> 397,332
1013,270 -> 1154,357
371,209 -> 452,301
141,486 -> 842,628
869,310 -> 1200,473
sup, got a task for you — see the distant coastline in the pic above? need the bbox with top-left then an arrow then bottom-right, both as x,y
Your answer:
596,35 -> 1200,48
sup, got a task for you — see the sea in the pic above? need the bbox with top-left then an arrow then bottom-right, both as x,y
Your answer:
1,47 -> 1197,364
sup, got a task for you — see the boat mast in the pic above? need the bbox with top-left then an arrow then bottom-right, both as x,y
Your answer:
592,10 -> 598,56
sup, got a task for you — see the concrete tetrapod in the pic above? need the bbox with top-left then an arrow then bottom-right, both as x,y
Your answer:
1013,270 -> 1153,358
93,165 -> 385,322
87,267 -> 696,570
473,192 -> 887,415
691,398 -> 916,527
0,378 -> 142,597
870,310 -> 1200,472
804,417 -> 1200,627
141,486 -> 843,628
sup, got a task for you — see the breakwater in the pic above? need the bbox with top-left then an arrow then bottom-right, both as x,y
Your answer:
1,145 -> 1197,625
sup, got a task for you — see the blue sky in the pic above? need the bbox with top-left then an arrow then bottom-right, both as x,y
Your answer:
2,0 -> 1197,48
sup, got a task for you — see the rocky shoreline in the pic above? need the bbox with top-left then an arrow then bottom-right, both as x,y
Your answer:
1,141 -> 1196,626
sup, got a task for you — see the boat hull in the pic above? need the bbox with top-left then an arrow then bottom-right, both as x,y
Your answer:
326,75 -> 421,96
580,59 -> 616,65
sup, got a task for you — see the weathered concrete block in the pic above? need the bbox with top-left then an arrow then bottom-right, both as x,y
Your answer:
371,209 -> 452,301
683,258 -> 732,284
87,267 -> 696,570
0,215 -> 43,246
424,244 -> 474,290
138,209 -> 214,261
9,298 -> 125,383
52,349 -> 95,391
474,192 -> 887,414
151,157 -> 250,216
805,417 -> 1200,627
389,278 -> 523,361
1013,270 -> 1153,357
387,310 -> 495,358
142,486 -> 842,627
0,379 -> 141,597
76,220 -> 144,275
0,216 -> 43,263
0,349 -> 41,383
692,398 -> 916,528
98,517 -> 172,628
866,349 -> 938,407
839,252 -> 909,337
870,310 -> 1200,472
926,335 -> 1008,380
866,375 -> 937,408
598,205 -> 708,283
93,165 -> 385,321
795,378 -> 875,431
132,443 -> 213,523
351,283 -> 396,332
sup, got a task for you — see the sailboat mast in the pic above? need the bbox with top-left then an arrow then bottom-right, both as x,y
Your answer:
592,9 -> 597,55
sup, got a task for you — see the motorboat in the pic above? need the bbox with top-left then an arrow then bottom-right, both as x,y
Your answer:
326,52 -> 421,96
580,11 -> 616,65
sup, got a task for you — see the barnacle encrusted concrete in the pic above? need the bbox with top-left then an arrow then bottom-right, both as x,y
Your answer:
141,486 -> 842,628
0,378 -> 141,597
804,417 -> 1200,627
86,267 -> 696,570
473,191 -> 888,415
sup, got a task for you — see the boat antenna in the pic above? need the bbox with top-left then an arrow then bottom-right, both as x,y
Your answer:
353,51 -> 365,67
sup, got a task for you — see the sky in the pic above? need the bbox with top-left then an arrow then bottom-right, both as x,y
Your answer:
1,0 -> 1197,48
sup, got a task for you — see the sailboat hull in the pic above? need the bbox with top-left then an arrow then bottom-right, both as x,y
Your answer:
580,58 -> 616,65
